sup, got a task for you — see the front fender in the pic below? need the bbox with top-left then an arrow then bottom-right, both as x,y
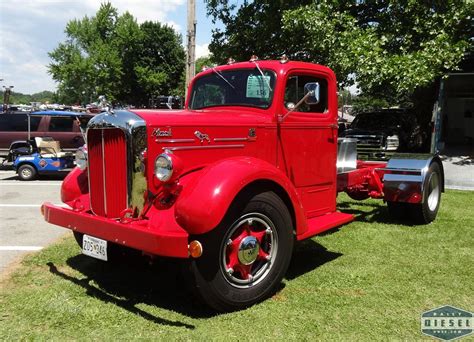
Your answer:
174,157 -> 306,235
61,167 -> 90,210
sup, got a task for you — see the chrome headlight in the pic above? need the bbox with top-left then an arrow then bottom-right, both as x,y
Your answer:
154,153 -> 173,182
386,135 -> 399,151
75,146 -> 87,170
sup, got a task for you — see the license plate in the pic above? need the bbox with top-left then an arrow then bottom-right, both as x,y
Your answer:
82,234 -> 108,261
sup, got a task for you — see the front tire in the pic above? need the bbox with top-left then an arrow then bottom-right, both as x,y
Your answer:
190,191 -> 294,312
18,164 -> 37,181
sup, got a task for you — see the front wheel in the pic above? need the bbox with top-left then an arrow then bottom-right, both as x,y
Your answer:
18,164 -> 37,181
189,191 -> 294,312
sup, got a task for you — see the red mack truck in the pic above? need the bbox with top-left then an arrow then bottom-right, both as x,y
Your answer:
42,57 -> 444,312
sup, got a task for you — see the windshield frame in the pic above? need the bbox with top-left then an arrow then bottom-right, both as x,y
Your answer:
188,67 -> 277,110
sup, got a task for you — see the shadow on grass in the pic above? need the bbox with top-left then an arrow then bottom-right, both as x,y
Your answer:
47,237 -> 342,321
47,257 -> 200,328
286,239 -> 342,280
338,200 -> 416,226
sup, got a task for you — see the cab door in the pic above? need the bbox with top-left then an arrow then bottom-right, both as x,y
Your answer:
277,70 -> 338,218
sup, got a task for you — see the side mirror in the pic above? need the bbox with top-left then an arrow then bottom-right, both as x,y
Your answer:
304,82 -> 320,104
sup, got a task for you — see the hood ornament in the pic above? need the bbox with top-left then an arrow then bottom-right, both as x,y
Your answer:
98,95 -> 114,115
194,130 -> 210,143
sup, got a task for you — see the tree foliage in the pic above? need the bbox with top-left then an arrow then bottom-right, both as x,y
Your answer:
49,3 -> 185,105
206,0 -> 473,110
206,0 -> 314,63
1,90 -> 56,105
195,56 -> 213,74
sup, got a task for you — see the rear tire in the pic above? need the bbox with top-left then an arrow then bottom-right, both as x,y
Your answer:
189,191 -> 294,312
386,162 -> 442,224
409,162 -> 442,224
18,164 -> 37,181
346,190 -> 370,201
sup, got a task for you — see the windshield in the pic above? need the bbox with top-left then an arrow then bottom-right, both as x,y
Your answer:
189,68 -> 276,110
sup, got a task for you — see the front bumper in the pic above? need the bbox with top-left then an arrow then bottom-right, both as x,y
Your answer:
42,202 -> 190,258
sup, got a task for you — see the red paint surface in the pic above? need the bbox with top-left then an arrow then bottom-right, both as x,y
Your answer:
43,202 -> 189,258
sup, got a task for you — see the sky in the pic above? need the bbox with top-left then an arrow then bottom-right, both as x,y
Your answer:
0,0 -> 219,94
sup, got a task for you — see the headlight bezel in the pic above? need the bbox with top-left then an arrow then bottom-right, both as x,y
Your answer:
154,153 -> 174,182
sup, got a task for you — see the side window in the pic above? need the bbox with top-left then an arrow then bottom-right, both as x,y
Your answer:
49,117 -> 74,132
0,115 -> 41,131
284,75 -> 328,113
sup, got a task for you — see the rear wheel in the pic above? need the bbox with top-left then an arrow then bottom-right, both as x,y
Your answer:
386,162 -> 442,224
189,191 -> 293,312
409,162 -> 442,224
18,164 -> 37,181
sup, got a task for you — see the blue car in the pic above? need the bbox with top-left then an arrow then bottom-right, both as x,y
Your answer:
9,111 -> 89,180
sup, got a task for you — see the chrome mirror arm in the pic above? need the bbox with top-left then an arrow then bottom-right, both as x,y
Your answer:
278,91 -> 314,123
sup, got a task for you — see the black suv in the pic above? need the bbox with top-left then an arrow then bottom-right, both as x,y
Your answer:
340,109 -> 425,160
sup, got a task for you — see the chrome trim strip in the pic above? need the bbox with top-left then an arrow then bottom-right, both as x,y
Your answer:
101,129 -> 107,216
213,137 -> 248,142
155,138 -> 195,143
163,144 -> 245,151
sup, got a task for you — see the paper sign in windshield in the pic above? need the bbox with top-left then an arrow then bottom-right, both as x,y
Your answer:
246,75 -> 271,99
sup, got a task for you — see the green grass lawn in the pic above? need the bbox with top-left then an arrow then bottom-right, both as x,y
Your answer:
1,190 -> 473,340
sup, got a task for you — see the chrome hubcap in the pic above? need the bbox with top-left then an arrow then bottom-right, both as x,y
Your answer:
427,172 -> 440,212
221,213 -> 278,288
238,236 -> 260,265
21,169 -> 31,178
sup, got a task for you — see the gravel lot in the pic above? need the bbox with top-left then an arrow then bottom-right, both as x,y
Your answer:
0,171 -> 68,273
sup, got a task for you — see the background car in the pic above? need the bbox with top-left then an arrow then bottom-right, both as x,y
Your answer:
0,111 -> 93,158
340,109 -> 426,160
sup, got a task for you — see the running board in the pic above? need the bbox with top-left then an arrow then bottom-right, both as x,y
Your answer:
297,212 -> 354,241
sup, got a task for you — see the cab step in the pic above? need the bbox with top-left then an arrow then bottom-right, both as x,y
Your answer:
297,212 -> 354,241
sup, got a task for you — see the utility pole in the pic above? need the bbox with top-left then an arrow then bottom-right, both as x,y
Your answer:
185,0 -> 196,96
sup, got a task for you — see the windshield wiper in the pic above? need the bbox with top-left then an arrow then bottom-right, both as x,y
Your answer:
212,67 -> 235,89
251,60 -> 273,92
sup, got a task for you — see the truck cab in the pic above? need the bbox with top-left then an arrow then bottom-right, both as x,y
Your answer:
42,59 -> 443,312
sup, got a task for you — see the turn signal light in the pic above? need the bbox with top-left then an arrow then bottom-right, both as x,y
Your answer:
189,240 -> 203,258
40,204 -> 45,217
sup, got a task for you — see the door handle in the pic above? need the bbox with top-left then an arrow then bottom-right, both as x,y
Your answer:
330,124 -> 338,141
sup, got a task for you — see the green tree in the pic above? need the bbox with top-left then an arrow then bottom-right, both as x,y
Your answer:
195,55 -> 213,73
49,3 -> 185,106
283,1 -> 472,95
206,0 -> 313,63
1,90 -> 56,105
207,0 -> 472,123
